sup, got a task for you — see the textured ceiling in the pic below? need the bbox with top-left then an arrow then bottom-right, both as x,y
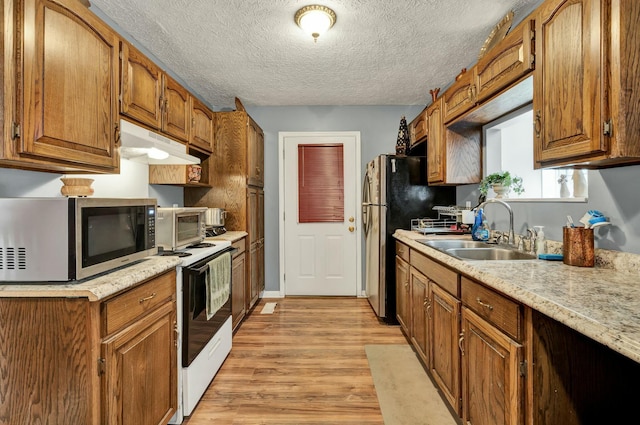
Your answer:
89,0 -> 544,110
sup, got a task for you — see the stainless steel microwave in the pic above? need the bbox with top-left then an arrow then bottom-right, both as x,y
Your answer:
156,207 -> 207,251
0,198 -> 157,282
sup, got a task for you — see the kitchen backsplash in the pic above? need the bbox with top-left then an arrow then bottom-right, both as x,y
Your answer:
0,158 -> 183,207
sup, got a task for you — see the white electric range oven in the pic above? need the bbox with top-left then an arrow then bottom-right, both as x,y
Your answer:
167,240 -> 234,424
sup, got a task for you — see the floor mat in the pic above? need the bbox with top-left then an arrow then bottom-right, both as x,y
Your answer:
365,344 -> 456,425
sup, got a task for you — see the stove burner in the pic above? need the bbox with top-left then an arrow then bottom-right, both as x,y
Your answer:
188,242 -> 215,249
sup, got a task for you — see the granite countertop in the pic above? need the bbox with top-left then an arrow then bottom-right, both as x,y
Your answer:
394,229 -> 640,364
0,256 -> 181,301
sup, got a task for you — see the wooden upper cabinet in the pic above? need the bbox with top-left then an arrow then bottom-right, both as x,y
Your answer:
247,117 -> 264,187
120,43 -> 190,143
120,41 -> 163,129
534,0 -> 606,166
409,109 -> 428,148
190,97 -> 214,153
534,0 -> 640,168
443,68 -> 478,124
16,0 -> 120,171
476,17 -> 534,103
162,74 -> 190,142
427,98 -> 445,184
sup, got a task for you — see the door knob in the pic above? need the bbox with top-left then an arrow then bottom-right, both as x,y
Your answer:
348,226 -> 355,232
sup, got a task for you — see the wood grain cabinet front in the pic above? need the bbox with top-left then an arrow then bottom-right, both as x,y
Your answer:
185,109 -> 265,314
189,97 -> 215,153
534,0 -> 640,168
120,42 -> 191,144
395,252 -> 410,335
4,0 -> 121,173
231,237 -> 247,331
409,109 -> 428,148
0,269 -> 177,424
460,276 -> 524,425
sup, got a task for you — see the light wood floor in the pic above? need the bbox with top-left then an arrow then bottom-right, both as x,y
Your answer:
182,297 -> 407,424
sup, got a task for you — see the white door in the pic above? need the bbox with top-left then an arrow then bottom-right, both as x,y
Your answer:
279,132 -> 361,296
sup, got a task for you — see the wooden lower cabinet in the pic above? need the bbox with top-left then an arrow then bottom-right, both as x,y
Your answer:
397,242 -> 526,424
461,307 -> 523,425
410,267 -> 430,366
0,269 -> 177,424
231,237 -> 247,331
395,255 -> 410,335
102,302 -> 176,425
430,282 -> 462,414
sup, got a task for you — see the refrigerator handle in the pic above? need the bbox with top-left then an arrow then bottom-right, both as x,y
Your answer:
362,173 -> 371,233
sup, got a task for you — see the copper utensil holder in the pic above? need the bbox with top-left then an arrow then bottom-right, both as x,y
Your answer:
563,227 -> 594,267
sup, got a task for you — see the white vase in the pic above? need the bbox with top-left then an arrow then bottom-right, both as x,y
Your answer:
492,184 -> 510,198
573,169 -> 587,197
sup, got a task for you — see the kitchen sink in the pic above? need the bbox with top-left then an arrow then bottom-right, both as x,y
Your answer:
445,247 -> 537,261
417,239 -> 537,261
418,240 -> 492,250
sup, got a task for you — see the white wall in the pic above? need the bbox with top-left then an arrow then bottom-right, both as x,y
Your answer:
0,159 -> 183,206
457,164 -> 640,254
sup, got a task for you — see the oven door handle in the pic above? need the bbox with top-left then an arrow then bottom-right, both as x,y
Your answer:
185,247 -> 239,274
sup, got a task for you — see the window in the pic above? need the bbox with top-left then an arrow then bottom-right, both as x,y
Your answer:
483,104 -> 588,201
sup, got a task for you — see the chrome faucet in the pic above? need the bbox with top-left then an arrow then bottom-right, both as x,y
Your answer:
476,198 -> 515,246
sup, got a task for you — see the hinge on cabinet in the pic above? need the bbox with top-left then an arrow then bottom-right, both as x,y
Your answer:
97,358 -> 106,376
519,360 -> 527,377
12,122 -> 20,139
603,120 -> 612,136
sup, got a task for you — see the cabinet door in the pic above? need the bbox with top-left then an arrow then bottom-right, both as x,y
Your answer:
409,109 -> 428,148
461,307 -> 523,425
247,118 -> 264,187
162,74 -> 190,143
19,0 -> 119,170
190,97 -> 214,152
102,302 -> 177,425
410,268 -> 430,367
431,283 -> 461,414
443,68 -> 477,124
427,98 -> 445,184
231,250 -> 246,330
246,187 -> 265,307
476,18 -> 534,103
120,42 -> 162,129
395,256 -> 410,335
533,0 -> 607,166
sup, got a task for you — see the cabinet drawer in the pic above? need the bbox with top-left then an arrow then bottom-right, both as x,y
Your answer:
411,251 -> 458,296
461,276 -> 522,341
103,270 -> 176,336
396,241 -> 410,262
232,238 -> 246,258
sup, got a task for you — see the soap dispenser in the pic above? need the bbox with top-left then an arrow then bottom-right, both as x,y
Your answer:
534,225 -> 546,256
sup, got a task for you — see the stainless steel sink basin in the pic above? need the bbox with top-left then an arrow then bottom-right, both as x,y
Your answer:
418,240 -> 492,250
417,239 -> 537,261
445,247 -> 537,261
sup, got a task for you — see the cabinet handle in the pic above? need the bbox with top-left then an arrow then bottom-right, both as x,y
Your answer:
256,166 -> 261,175
458,332 -> 465,356
159,96 -> 164,112
476,297 -> 494,311
114,123 -> 121,146
534,110 -> 541,138
139,292 -> 157,303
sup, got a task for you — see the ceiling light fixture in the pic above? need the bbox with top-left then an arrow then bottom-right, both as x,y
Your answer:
295,5 -> 336,43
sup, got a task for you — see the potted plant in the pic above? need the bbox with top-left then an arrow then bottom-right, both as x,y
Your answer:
479,171 -> 524,198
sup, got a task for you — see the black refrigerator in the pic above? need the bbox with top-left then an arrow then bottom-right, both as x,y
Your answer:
362,154 -> 456,323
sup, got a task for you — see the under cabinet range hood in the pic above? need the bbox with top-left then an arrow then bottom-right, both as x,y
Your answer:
119,119 -> 200,165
